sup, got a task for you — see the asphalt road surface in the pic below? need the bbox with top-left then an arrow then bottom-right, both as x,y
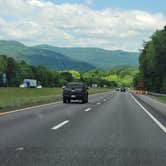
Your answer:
0,91 -> 166,166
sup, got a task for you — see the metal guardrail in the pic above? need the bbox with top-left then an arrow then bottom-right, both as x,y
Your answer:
148,92 -> 166,97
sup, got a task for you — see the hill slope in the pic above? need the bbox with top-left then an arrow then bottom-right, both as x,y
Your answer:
35,45 -> 139,69
0,40 -> 94,72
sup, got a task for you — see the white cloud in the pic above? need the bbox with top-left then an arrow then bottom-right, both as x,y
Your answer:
28,0 -> 45,7
0,0 -> 165,51
85,0 -> 94,5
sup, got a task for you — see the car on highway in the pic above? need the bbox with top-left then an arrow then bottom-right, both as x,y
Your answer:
115,88 -> 120,91
63,82 -> 89,103
120,87 -> 126,92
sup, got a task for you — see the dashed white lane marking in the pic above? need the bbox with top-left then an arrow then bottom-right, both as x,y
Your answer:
97,102 -> 101,105
52,120 -> 70,130
103,99 -> 106,101
16,147 -> 24,151
130,93 -> 166,134
84,108 -> 92,112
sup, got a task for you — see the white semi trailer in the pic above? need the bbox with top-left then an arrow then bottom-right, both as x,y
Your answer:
20,79 -> 37,88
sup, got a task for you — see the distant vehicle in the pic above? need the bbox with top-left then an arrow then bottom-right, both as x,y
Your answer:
19,84 -> 27,88
63,82 -> 89,103
115,88 -> 120,91
120,87 -> 126,92
37,85 -> 42,89
19,79 -> 37,88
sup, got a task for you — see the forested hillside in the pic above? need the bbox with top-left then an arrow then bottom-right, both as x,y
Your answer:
36,45 -> 139,69
0,40 -> 94,72
0,55 -> 137,88
0,40 -> 139,71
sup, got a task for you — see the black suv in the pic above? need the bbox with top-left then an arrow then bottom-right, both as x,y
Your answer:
63,82 -> 88,103
120,87 -> 126,92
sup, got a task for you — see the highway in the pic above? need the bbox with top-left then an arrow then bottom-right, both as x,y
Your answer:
0,91 -> 166,166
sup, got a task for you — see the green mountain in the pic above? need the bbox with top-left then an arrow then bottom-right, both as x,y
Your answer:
0,40 -> 139,71
35,45 -> 139,69
0,40 -> 94,72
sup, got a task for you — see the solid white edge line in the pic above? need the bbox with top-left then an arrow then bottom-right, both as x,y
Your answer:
84,108 -> 92,112
130,93 -> 166,134
52,120 -> 70,130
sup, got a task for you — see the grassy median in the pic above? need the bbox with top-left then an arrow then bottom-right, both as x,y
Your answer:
155,96 -> 166,103
0,87 -> 111,109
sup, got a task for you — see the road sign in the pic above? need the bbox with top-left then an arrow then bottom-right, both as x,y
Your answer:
2,73 -> 7,84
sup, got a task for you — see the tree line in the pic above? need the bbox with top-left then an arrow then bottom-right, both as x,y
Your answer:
0,55 -> 71,87
0,55 -> 137,88
134,26 -> 166,93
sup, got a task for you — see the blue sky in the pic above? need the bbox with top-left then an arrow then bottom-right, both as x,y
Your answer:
0,0 -> 165,51
52,0 -> 166,15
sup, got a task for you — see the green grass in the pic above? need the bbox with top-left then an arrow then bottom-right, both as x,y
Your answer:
155,96 -> 166,103
0,88 -> 62,109
0,87 -> 111,109
88,87 -> 112,94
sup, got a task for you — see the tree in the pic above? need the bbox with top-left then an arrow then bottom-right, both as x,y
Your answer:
136,26 -> 166,93
60,72 -> 73,83
6,57 -> 20,86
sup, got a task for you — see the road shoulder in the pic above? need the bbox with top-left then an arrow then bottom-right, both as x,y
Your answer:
132,93 -> 166,127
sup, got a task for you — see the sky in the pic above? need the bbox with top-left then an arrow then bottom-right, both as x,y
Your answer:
0,0 -> 166,51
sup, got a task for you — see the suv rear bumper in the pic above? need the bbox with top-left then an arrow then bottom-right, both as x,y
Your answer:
63,94 -> 86,100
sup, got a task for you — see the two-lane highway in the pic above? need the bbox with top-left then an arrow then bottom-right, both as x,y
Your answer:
0,91 -> 166,166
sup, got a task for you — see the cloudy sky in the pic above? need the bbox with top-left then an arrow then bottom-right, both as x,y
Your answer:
0,0 -> 166,51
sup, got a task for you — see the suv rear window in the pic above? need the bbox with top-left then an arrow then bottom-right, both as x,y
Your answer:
66,83 -> 84,89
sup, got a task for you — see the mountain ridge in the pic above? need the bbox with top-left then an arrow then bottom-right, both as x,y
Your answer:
35,44 -> 139,69
0,40 -> 139,71
0,40 -> 95,72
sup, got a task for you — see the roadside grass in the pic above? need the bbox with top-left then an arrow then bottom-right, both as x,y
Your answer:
88,87 -> 112,94
0,87 -> 112,109
155,96 -> 166,103
0,88 -> 62,109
